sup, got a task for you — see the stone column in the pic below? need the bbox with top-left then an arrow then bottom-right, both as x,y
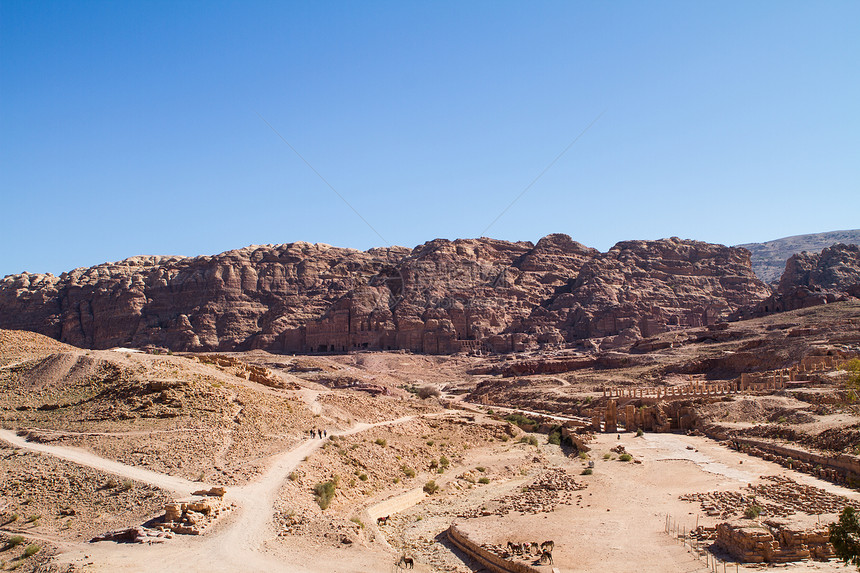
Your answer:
605,400 -> 618,433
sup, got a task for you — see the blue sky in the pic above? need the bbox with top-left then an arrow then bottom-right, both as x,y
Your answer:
2,1 -> 858,277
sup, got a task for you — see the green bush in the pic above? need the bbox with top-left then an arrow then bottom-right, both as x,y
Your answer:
603,453 -> 611,460
578,452 -> 589,460
423,480 -> 440,495
358,474 -> 368,481
6,535 -> 24,548
636,428 -> 644,437
439,456 -> 449,468
23,544 -> 40,558
313,479 -> 338,510
375,438 -> 387,447
476,466 -> 486,472
547,431 -> 562,445
744,505 -> 762,519
581,468 -> 593,475
505,413 -> 536,428
401,465 -> 416,478
619,453 -> 633,462
350,517 -> 364,528
478,477 -> 490,484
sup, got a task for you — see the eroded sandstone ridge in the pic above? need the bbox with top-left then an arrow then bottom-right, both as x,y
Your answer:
0,235 -> 774,353
749,243 -> 860,316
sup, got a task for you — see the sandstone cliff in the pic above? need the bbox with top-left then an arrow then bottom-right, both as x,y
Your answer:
748,244 -> 860,315
0,235 -> 772,354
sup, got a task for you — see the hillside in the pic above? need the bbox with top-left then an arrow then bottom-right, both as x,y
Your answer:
737,229 -> 860,284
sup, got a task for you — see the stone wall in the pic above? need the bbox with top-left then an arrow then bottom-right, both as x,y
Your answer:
715,520 -> 833,563
446,523 -> 549,573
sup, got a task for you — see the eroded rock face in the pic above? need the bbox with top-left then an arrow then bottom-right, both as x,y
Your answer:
746,244 -> 860,315
0,236 -> 771,353
537,238 -> 772,348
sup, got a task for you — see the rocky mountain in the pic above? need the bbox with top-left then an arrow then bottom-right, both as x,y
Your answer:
747,243 -> 860,316
0,235 -> 774,354
736,229 -> 860,284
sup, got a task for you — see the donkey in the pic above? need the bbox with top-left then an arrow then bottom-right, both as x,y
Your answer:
540,550 -> 554,565
377,515 -> 390,526
398,555 -> 414,569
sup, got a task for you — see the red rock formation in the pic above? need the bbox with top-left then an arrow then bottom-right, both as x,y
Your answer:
745,243 -> 860,316
0,235 -> 771,354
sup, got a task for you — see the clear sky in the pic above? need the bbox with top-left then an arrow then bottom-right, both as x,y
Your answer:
1,1 -> 858,277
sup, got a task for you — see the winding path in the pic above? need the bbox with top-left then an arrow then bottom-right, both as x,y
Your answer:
0,414 -> 427,572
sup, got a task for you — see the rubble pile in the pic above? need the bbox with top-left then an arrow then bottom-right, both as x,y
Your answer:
681,475 -> 860,519
158,487 -> 232,535
715,519 -> 833,563
457,468 -> 584,518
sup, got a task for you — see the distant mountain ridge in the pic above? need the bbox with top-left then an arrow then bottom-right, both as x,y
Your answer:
736,229 -> 860,284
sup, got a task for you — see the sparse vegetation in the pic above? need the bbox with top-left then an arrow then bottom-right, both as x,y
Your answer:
478,477 -> 490,484
744,504 -> 762,519
313,478 -> 338,510
518,435 -> 538,446
350,517 -> 365,528
358,473 -> 368,481
603,453 -> 611,460
23,544 -> 40,558
475,466 -> 486,472
375,438 -> 387,447
505,413 -> 536,429
401,465 -> 416,478
582,468 -> 593,475
830,506 -> 860,568
619,453 -> 632,462
5,536 -> 24,549
636,428 -> 644,437
416,385 -> 440,399
423,480 -> 440,495
439,455 -> 449,468
120,479 -> 133,491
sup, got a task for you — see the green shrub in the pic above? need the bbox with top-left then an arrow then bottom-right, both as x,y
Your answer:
358,473 -> 368,481
505,413 -> 536,428
120,479 -> 133,491
476,466 -> 486,472
401,465 -> 416,478
578,452 -> 589,460
619,453 -> 632,462
350,517 -> 364,528
288,472 -> 298,481
6,535 -> 24,548
25,514 -> 40,523
581,468 -> 593,475
744,505 -> 762,519
603,453 -> 611,460
375,438 -> 387,447
547,431 -> 562,445
439,456 -> 450,468
426,440 -> 434,446
478,477 -> 490,484
105,478 -> 119,489
23,544 -> 40,558
636,428 -> 644,437
313,479 -> 338,510
423,480 -> 440,495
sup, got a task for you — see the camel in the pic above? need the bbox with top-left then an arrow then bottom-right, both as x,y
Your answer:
397,555 -> 414,569
377,515 -> 390,526
540,550 -> 554,565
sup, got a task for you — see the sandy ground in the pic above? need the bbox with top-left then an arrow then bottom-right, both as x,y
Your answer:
456,431 -> 860,573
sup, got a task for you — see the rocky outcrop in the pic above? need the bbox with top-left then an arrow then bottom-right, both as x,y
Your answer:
746,244 -> 860,316
538,238 -> 771,349
0,236 -> 771,354
737,229 -> 860,284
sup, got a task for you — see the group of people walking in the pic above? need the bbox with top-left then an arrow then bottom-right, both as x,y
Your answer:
309,428 -> 327,439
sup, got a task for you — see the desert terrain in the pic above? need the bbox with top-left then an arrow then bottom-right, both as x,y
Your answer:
0,298 -> 858,572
